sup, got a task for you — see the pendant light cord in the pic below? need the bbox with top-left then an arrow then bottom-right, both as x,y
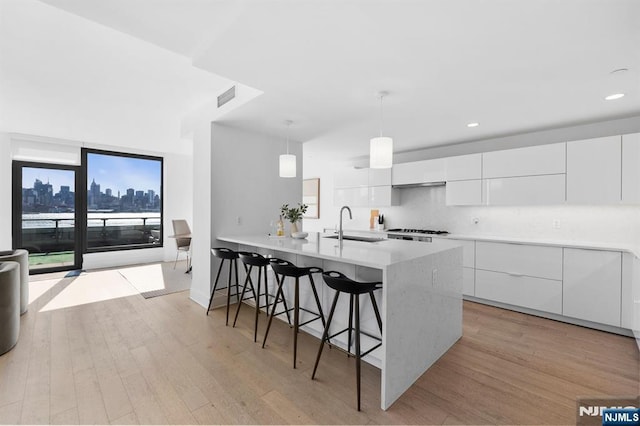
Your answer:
286,121 -> 290,155
379,94 -> 384,137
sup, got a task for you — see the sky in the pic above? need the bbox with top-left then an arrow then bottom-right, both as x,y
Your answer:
87,153 -> 161,195
22,153 -> 162,196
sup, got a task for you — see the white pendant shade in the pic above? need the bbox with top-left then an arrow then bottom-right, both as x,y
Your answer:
279,154 -> 296,178
370,136 -> 393,169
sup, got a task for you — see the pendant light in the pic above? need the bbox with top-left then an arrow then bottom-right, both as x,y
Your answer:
279,120 -> 296,178
370,91 -> 393,169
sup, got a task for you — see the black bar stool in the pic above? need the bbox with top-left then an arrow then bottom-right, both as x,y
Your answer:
232,252 -> 273,342
262,258 -> 326,369
207,247 -> 240,325
311,271 -> 383,411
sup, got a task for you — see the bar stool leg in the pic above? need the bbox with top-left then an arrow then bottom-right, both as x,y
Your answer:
262,273 -> 288,349
253,266 -> 262,342
293,277 -> 300,368
312,291 -> 340,379
370,291 -> 383,333
232,265 -> 256,328
263,265 -> 270,315
308,275 -> 326,329
206,258 -> 225,315
355,294 -> 362,411
348,294 -> 354,355
225,259 -> 234,326
271,270 -> 292,325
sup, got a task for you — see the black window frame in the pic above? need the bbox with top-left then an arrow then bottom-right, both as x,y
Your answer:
81,148 -> 164,253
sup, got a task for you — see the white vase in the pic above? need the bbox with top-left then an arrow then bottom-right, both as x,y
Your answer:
290,221 -> 299,236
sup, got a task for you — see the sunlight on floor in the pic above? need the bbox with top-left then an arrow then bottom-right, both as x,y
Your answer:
29,278 -> 63,305
39,270 -> 138,312
117,263 -> 167,293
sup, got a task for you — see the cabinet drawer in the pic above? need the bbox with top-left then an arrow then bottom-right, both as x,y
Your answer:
483,143 -> 566,178
463,267 -> 475,296
448,239 -> 475,268
476,241 -> 562,280
484,174 -> 566,205
475,269 -> 562,314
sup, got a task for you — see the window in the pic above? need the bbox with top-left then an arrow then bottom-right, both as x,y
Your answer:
82,149 -> 163,252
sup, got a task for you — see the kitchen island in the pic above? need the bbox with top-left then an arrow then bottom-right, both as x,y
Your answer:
217,233 -> 463,410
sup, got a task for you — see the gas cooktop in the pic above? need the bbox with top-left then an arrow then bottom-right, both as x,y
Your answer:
387,228 -> 449,235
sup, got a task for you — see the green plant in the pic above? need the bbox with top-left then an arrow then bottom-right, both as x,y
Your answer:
280,203 -> 308,223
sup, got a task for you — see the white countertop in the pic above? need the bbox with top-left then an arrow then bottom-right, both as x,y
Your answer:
435,234 -> 640,258
338,228 -> 640,259
217,233 -> 460,269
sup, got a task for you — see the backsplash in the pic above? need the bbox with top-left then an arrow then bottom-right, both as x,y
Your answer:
309,185 -> 640,248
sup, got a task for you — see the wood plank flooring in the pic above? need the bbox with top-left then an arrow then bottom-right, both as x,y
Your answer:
0,264 -> 637,424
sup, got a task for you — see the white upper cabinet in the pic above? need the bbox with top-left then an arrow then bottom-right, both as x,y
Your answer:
482,143 -> 566,179
483,174 -> 566,205
334,168 -> 369,189
622,132 -> 640,204
446,180 -> 483,205
391,158 -> 445,185
368,168 -> 392,187
566,135 -> 622,204
445,153 -> 482,181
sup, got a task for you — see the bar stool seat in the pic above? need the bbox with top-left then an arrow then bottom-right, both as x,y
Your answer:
207,247 -> 241,325
262,258 -> 326,368
311,270 -> 383,411
232,252 -> 273,342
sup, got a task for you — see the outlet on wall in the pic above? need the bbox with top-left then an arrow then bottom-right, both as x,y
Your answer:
237,216 -> 242,225
552,219 -> 561,229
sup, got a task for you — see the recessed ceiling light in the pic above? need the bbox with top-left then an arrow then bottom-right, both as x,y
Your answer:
467,122 -> 479,128
605,93 -> 625,100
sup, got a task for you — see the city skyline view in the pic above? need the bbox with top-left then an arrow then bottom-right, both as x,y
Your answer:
21,153 -> 162,196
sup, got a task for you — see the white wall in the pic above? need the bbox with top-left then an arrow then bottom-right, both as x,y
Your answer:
189,122 -> 303,308
0,133 -> 11,249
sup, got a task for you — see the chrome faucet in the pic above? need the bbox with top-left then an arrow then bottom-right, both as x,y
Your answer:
339,205 -> 352,244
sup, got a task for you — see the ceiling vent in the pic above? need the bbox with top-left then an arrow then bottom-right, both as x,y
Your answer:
217,85 -> 236,108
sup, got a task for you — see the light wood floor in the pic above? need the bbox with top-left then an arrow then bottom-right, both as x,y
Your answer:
0,264 -> 637,425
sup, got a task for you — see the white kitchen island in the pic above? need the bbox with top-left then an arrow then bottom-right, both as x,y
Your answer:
217,233 -> 463,410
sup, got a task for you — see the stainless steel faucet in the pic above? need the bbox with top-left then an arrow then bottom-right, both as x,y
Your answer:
339,205 -> 352,245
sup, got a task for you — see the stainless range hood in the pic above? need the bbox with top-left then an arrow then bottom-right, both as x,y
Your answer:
391,181 -> 446,189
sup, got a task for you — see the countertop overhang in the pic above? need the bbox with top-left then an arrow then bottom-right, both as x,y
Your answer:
217,233 -> 460,269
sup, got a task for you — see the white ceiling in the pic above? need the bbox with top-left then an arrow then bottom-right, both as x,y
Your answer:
36,0 -> 640,159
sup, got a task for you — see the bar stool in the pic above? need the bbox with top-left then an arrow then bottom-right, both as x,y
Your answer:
311,271 -> 383,411
262,258 -> 326,368
207,247 -> 240,325
232,251 -> 273,342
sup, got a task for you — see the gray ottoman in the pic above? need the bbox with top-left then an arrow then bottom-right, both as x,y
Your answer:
0,262 -> 20,355
0,249 -> 29,314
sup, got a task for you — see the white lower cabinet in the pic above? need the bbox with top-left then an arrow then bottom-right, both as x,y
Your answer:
562,248 -> 622,327
475,241 -> 563,314
475,269 -> 562,314
463,267 -> 475,296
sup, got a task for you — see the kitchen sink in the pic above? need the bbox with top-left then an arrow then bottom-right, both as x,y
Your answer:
323,235 -> 385,243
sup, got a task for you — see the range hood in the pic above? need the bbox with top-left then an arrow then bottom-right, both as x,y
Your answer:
392,181 -> 446,189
